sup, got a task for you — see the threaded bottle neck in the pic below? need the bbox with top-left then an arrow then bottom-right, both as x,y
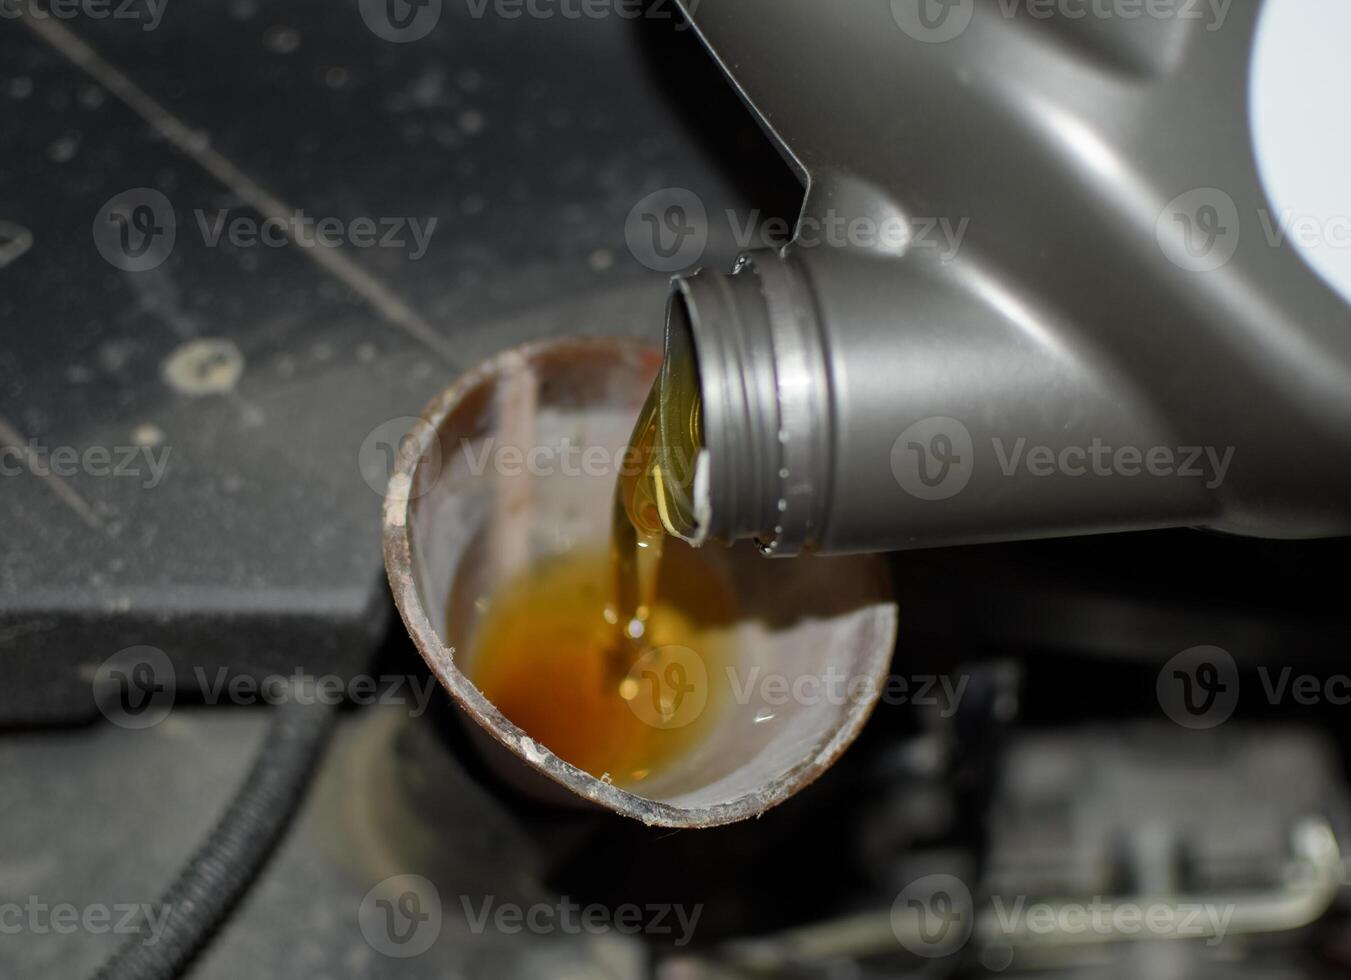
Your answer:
671,250 -> 831,555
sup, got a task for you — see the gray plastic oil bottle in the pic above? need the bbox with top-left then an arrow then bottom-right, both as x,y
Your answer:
663,0 -> 1351,555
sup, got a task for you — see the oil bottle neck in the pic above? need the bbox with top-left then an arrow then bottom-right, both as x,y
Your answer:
672,251 -> 831,555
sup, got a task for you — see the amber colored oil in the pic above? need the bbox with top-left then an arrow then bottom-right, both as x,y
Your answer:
607,333 -> 704,650
463,543 -> 734,788
619,322 -> 704,543
464,343 -> 719,789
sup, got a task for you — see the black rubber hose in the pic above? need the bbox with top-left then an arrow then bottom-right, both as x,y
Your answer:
93,695 -> 339,980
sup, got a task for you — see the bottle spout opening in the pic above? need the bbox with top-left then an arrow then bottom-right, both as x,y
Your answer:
670,252 -> 832,556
